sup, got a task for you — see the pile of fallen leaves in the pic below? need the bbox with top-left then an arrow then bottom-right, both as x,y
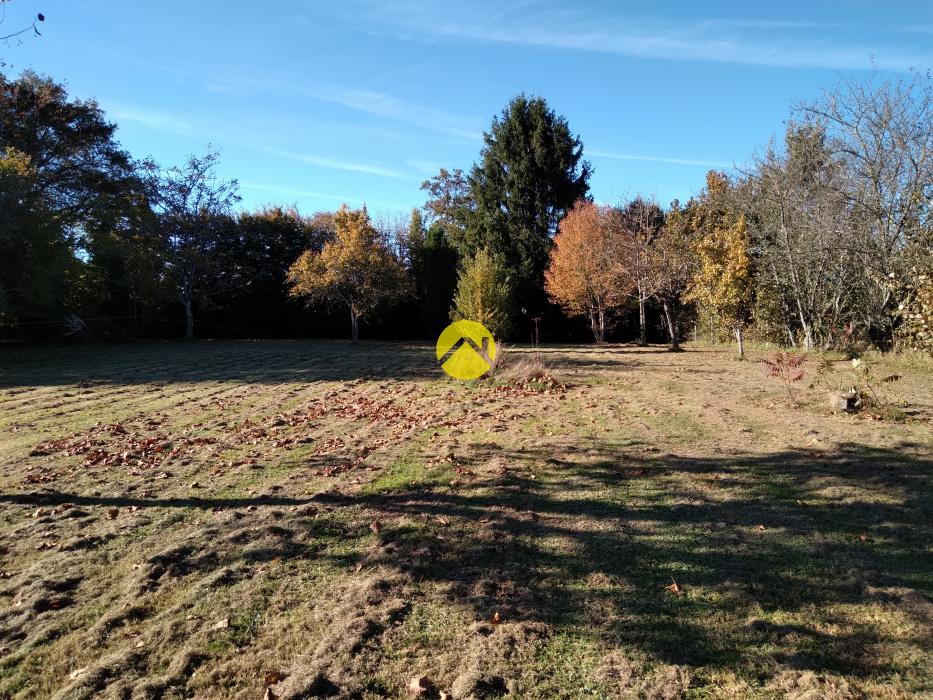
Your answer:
494,371 -> 566,397
28,419 -> 218,473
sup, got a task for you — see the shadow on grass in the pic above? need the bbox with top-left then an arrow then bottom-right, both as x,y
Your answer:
0,340 -> 712,388
341,441 -> 933,678
3,441 -> 931,680
0,340 -> 442,388
0,492 -> 315,509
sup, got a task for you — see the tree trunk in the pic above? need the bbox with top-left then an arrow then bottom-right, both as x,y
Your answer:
663,301 -> 679,351
350,308 -> 359,343
801,323 -> 814,351
735,324 -> 745,359
182,296 -> 194,340
598,307 -> 606,344
589,309 -> 600,343
638,288 -> 647,346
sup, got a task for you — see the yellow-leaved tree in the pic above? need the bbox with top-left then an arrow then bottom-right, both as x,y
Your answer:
450,247 -> 514,340
686,172 -> 755,357
288,205 -> 411,342
545,200 -> 626,342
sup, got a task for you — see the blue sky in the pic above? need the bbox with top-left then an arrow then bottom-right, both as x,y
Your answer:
3,0 -> 933,216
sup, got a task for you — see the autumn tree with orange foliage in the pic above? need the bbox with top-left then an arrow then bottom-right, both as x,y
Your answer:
545,200 -> 627,342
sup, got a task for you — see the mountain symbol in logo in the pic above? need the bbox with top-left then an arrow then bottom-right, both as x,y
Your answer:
436,320 -> 497,380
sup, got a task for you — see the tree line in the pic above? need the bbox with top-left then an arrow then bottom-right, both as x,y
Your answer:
1,68 -> 931,353
547,123 -> 932,355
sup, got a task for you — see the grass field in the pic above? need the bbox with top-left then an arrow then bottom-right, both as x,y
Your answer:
1,340 -> 931,699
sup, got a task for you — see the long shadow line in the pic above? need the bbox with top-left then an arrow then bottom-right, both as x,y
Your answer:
0,492 -> 315,509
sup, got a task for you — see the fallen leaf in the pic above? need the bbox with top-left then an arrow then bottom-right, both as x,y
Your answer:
107,508 -> 119,520
211,618 -> 229,631
490,610 -> 501,624
264,670 -> 285,686
369,520 -> 382,535
68,667 -> 88,681
665,579 -> 684,596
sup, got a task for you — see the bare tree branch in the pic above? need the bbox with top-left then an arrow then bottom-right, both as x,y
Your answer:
0,1 -> 44,44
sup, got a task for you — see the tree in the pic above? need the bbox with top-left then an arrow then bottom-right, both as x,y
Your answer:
650,201 -> 697,351
613,197 -> 665,346
154,149 -> 240,339
737,124 -> 858,350
0,71 -> 137,234
451,248 -> 514,340
467,95 -> 591,328
0,147 -> 72,322
288,205 -> 411,342
686,173 -> 755,357
420,168 -> 472,250
410,208 -> 459,335
81,185 -> 162,334
214,206 -> 333,335
545,200 -> 625,342
407,207 -> 425,258
799,73 -> 933,343
888,267 -> 932,353
1,70 -> 145,330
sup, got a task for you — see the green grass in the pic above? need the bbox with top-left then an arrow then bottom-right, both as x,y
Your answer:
648,410 -> 710,443
363,455 -> 455,493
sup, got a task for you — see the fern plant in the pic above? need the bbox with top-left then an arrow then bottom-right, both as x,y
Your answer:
762,352 -> 807,405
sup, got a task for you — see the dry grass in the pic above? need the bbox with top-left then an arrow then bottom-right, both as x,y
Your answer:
0,340 -> 930,699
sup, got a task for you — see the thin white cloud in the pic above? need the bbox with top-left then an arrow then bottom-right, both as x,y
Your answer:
896,24 -> 933,35
430,22 -> 927,71
693,18 -> 841,31
182,70 -> 483,143
266,148 -> 417,181
405,158 -> 446,175
588,149 -> 729,168
106,104 -> 193,134
293,84 -> 483,142
240,183 -> 407,210
87,43 -> 482,145
241,182 -> 361,204
363,3 -> 931,72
